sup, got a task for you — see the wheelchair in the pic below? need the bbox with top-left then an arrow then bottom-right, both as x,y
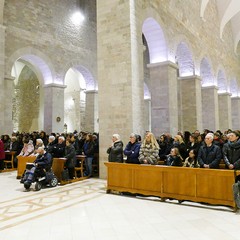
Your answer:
20,163 -> 58,191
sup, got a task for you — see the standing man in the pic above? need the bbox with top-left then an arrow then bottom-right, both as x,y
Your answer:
197,132 -> 222,168
222,131 -> 240,170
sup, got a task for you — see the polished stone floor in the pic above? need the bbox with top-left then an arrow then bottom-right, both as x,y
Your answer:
0,170 -> 240,240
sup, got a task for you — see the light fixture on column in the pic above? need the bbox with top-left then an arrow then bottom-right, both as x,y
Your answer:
71,0 -> 85,25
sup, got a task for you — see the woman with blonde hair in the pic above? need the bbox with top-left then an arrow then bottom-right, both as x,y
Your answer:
139,132 -> 159,165
173,134 -> 188,159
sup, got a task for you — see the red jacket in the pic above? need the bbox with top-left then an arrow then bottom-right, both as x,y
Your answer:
0,140 -> 5,160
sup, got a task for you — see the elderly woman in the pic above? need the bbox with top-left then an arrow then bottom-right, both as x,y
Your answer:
139,132 -> 159,165
107,134 -> 123,163
124,133 -> 141,164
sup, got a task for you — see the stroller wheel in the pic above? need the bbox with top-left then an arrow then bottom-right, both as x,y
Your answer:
35,182 -> 42,191
50,177 -> 58,187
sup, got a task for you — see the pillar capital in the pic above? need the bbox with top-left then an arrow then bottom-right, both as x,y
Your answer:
147,60 -> 178,69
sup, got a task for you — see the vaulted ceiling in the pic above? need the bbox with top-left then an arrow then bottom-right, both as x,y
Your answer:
201,0 -> 240,55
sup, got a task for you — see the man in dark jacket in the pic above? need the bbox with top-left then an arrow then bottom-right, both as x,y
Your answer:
197,133 -> 222,169
107,134 -> 123,163
222,131 -> 240,169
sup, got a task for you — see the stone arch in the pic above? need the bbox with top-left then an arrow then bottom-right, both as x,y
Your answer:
176,41 -> 195,77
230,78 -> 239,97
62,60 -> 97,91
6,47 -> 55,85
200,57 -> 215,86
217,68 -> 228,93
142,17 -> 168,63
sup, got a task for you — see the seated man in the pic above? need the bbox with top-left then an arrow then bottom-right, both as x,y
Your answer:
23,147 -> 52,189
197,133 -> 222,169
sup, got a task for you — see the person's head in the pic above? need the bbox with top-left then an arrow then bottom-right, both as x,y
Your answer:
174,135 -> 184,144
11,136 -> 17,142
189,149 -> 197,158
48,135 -> 55,143
204,133 -> 214,146
170,147 -> 179,156
86,133 -> 93,142
129,133 -> 137,144
112,134 -> 120,143
36,146 -> 45,155
66,139 -> 72,146
36,138 -> 43,146
214,132 -> 220,140
228,131 -> 240,142
58,136 -> 65,144
194,130 -> 200,136
159,134 -> 166,142
189,134 -> 197,143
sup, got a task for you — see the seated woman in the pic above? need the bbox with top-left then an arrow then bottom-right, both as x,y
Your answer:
124,133 -> 141,164
183,149 -> 199,168
34,138 -> 45,156
166,147 -> 183,166
139,132 -> 159,165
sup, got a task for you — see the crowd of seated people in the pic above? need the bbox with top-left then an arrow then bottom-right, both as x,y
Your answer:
0,131 -> 100,178
107,128 -> 240,170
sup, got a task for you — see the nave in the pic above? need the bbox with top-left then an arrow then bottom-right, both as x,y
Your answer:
0,171 -> 240,240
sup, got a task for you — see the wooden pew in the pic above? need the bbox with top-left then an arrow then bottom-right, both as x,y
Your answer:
3,151 -> 16,170
104,162 -> 240,210
52,157 -> 87,185
17,155 -> 36,179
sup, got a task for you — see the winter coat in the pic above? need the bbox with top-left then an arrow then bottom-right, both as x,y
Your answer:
222,139 -> 240,169
83,141 -> 95,157
124,141 -> 141,164
64,144 -> 76,168
139,143 -> 159,165
107,140 -> 123,163
166,155 -> 183,166
197,143 -> 222,168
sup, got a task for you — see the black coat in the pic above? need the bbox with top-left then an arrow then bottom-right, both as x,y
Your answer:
107,141 -> 123,163
197,143 -> 222,168
64,144 -> 76,168
222,139 -> 240,169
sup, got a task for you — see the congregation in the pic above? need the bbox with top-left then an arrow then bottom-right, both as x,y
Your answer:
107,129 -> 240,170
0,131 -> 99,181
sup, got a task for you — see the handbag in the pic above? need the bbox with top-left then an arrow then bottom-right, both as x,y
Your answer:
61,168 -> 69,181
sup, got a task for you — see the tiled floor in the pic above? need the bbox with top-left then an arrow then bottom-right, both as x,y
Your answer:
0,171 -> 240,240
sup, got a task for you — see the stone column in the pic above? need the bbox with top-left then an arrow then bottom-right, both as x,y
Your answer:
0,24 -> 6,135
147,61 -> 178,136
218,92 -> 232,131
231,97 -> 240,130
4,76 -> 15,134
43,83 -> 66,134
85,90 -> 98,133
201,86 -> 219,131
97,0 -> 144,178
178,75 -> 202,132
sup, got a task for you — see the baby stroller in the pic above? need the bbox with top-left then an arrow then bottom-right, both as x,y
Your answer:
20,162 -> 58,191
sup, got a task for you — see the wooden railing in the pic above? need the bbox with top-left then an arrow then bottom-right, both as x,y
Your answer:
104,162 -> 240,210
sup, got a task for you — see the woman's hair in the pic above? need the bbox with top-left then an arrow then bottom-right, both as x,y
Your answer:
189,149 -> 197,157
112,134 -> 121,141
174,135 -> 184,144
143,132 -> 159,149
171,147 -> 183,160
